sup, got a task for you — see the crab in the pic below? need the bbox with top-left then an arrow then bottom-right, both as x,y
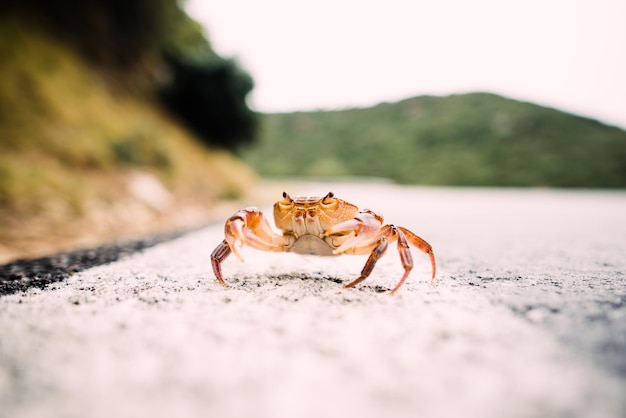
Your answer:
210,192 -> 436,293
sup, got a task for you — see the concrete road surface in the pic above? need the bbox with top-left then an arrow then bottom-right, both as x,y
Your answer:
1,183 -> 625,418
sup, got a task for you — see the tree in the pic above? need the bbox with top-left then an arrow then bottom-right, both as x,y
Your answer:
158,54 -> 257,151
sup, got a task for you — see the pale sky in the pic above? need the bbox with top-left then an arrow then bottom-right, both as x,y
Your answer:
186,0 -> 626,128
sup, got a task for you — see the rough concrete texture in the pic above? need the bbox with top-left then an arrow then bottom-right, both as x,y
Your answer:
1,183 -> 625,418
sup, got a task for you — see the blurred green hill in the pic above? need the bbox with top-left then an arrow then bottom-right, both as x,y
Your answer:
0,1 -> 258,262
244,93 -> 626,188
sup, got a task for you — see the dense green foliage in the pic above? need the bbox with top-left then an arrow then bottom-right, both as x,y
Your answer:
0,19 -> 253,210
243,93 -> 626,187
159,54 -> 257,152
1,0 -> 187,71
1,0 -> 258,150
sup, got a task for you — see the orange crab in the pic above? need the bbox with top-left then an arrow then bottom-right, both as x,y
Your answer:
210,192 -> 436,293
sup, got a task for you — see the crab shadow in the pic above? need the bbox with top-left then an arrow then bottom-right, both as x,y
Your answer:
232,272 -> 391,294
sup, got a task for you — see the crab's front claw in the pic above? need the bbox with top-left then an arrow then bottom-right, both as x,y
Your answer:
325,209 -> 384,254
224,213 -> 248,262
222,207 -> 279,262
211,207 -> 283,286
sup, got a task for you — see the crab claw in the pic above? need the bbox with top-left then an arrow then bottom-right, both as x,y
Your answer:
224,215 -> 247,262
223,207 -> 284,263
212,207 -> 287,286
326,209 -> 384,254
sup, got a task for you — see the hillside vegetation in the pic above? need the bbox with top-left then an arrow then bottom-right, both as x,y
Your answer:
243,93 -> 626,188
0,9 -> 257,262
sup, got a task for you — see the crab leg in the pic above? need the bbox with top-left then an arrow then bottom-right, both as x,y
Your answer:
210,207 -> 289,286
342,235 -> 389,289
337,223 -> 436,293
342,225 -> 413,293
398,226 -> 436,280
211,240 -> 231,286
389,226 -> 415,294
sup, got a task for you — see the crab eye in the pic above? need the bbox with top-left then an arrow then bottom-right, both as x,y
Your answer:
276,192 -> 294,211
321,192 -> 335,205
